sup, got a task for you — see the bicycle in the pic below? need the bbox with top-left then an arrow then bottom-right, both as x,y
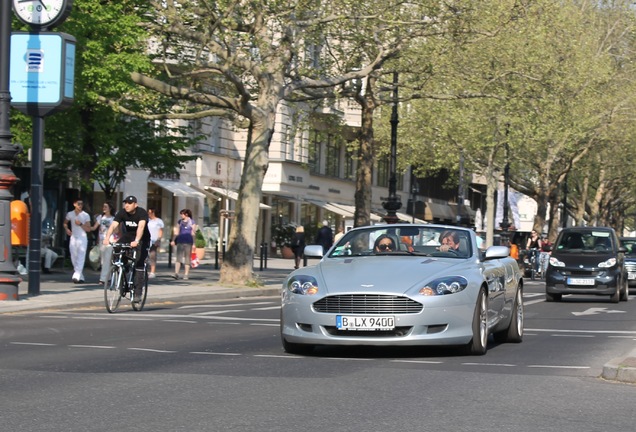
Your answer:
104,243 -> 148,313
528,248 -> 540,280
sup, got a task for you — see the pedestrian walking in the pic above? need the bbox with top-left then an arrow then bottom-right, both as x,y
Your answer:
91,202 -> 117,284
147,207 -> 164,278
64,198 -> 91,283
170,208 -> 197,280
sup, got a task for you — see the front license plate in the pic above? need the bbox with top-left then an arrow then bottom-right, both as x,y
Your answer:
629,272 -> 636,280
567,278 -> 595,286
336,315 -> 395,331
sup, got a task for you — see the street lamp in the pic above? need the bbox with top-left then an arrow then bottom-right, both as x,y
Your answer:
499,128 -> 511,246
382,72 -> 402,224
0,2 -> 23,300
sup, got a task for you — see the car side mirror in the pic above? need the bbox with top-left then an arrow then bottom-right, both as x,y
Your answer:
618,246 -> 627,253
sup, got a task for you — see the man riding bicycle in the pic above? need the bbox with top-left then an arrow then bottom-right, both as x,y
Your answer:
102,195 -> 151,303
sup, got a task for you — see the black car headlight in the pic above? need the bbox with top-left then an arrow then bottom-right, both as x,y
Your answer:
287,275 -> 319,295
420,276 -> 468,296
598,257 -> 617,268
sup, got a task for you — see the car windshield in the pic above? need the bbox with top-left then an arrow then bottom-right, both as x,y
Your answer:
328,225 -> 472,258
621,239 -> 636,255
555,230 -> 614,253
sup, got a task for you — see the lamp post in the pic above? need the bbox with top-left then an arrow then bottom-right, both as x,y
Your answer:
0,2 -> 23,300
382,72 -> 402,224
561,174 -> 568,228
410,169 -> 419,224
499,141 -> 511,246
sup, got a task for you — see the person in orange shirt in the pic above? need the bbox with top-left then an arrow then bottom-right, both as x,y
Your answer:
509,239 -> 519,260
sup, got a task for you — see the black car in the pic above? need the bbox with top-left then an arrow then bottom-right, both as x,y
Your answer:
619,237 -> 636,287
545,227 -> 628,302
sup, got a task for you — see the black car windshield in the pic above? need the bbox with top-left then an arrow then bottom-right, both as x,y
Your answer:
621,239 -> 636,255
328,225 -> 472,258
555,230 -> 614,253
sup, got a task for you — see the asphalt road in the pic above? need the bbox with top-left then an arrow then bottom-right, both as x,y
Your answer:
1,279 -> 635,432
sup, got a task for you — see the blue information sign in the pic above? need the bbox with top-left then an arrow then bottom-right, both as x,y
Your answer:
9,32 -> 76,116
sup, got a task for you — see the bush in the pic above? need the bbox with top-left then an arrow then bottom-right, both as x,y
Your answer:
195,229 -> 206,248
271,224 -> 296,247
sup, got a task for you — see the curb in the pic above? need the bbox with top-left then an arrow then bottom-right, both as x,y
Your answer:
601,348 -> 636,384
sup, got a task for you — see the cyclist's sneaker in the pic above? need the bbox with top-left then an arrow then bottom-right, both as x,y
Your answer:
148,272 -> 156,279
183,276 -> 189,280
132,293 -> 142,304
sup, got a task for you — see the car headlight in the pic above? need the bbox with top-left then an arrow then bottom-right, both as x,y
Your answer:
598,258 -> 617,268
419,276 -> 468,296
549,256 -> 565,267
287,275 -> 319,295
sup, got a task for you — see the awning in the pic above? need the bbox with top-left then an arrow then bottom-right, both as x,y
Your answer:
327,203 -> 383,222
150,179 -> 206,198
205,186 -> 272,210
395,212 -> 427,224
425,201 -> 454,222
305,199 -> 351,218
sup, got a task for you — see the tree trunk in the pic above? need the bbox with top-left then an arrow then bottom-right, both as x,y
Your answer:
219,114 -> 274,285
354,75 -> 378,228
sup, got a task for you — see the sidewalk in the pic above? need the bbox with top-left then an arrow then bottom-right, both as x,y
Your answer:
0,254 -> 295,314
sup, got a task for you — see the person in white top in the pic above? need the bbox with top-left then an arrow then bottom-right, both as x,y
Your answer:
65,198 -> 91,283
147,208 -> 164,278
91,202 -> 117,284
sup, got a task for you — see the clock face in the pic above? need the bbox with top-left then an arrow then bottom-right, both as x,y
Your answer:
13,0 -> 71,28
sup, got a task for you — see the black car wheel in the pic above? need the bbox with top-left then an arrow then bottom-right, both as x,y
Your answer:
620,278 -> 629,302
545,291 -> 561,302
465,288 -> 488,355
494,286 -> 523,344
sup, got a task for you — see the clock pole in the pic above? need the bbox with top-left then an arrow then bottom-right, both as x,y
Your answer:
0,0 -> 24,300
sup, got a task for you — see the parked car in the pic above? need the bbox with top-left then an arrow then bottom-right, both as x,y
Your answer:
280,224 -> 524,356
619,237 -> 636,287
545,227 -> 627,302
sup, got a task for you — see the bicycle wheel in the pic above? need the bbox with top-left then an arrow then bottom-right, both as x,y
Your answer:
104,266 -> 123,313
132,268 -> 148,311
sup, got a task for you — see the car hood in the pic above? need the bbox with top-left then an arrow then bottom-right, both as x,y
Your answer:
552,252 -> 617,267
315,256 -> 468,294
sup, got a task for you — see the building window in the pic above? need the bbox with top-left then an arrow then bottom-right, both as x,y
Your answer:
309,131 -> 322,174
325,135 -> 341,177
345,145 -> 355,180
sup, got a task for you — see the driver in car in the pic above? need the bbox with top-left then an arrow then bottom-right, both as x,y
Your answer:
374,235 -> 396,253
439,230 -> 461,253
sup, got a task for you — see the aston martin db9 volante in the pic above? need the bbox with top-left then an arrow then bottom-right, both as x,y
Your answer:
280,224 -> 523,356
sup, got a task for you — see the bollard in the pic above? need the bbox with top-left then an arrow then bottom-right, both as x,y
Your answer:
214,240 -> 219,270
222,240 -> 226,260
263,242 -> 268,269
259,243 -> 264,271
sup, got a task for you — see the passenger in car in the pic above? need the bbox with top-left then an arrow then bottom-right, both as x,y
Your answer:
374,235 -> 396,253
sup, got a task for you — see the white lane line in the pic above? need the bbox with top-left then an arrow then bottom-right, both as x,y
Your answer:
190,351 -> 242,356
528,365 -> 590,370
249,323 -> 279,327
391,360 -> 443,365
252,306 -> 281,311
10,342 -> 56,346
179,302 -> 274,309
39,316 -> 68,319
526,328 -> 636,335
193,309 -> 247,316
609,335 -> 636,339
128,348 -> 177,353
68,345 -> 116,349
524,299 -> 544,306
524,293 -> 544,298
462,362 -> 516,367
162,320 -> 198,324
254,355 -> 303,359
552,334 -> 594,338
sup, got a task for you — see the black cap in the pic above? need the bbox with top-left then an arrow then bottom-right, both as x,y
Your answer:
123,195 -> 137,204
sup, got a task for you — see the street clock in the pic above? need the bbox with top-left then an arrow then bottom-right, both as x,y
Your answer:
12,0 -> 73,29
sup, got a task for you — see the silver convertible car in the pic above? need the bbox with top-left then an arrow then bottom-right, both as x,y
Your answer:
280,224 -> 523,356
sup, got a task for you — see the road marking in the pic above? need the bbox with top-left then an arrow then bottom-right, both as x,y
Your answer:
179,302 -> 274,309
162,320 -> 198,324
391,360 -> 443,364
192,309 -> 246,316
190,351 -> 242,356
528,365 -> 590,369
128,348 -> 177,353
69,345 -> 116,349
250,323 -> 279,327
10,342 -> 55,346
526,328 -> 636,335
252,306 -> 281,311
524,299 -> 544,306
572,308 -> 626,316
552,334 -> 594,338
462,362 -> 516,367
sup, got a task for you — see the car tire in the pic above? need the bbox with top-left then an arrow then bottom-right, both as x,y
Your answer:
610,286 -> 620,303
620,279 -> 629,302
494,286 -> 523,344
545,291 -> 561,302
465,288 -> 488,355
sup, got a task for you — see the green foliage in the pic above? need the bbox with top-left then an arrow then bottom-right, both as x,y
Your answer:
195,229 -> 206,249
271,224 -> 296,247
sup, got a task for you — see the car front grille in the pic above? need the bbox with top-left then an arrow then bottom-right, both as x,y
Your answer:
625,263 -> 636,272
313,294 -> 423,314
